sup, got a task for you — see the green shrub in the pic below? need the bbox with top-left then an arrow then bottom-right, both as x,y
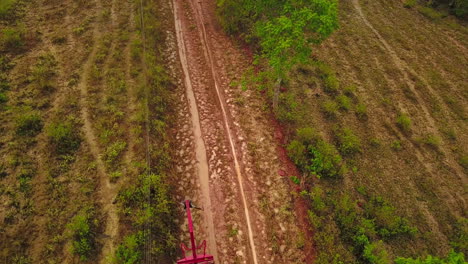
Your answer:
105,141 -> 127,166
1,27 -> 24,51
391,140 -> 403,151
344,85 -> 357,96
450,218 -> 467,253
421,134 -> 441,148
308,140 -> 345,178
31,53 -> 57,91
67,208 -> 98,261
363,240 -> 390,264
47,120 -> 81,155
0,92 -> 7,104
287,140 -> 307,169
324,75 -> 340,94
322,100 -> 339,118
395,249 -> 466,264
459,155 -> 468,169
355,102 -> 368,119
403,0 -> 417,8
334,127 -> 362,156
0,0 -> 17,16
15,113 -> 43,137
297,127 -> 319,144
396,113 -> 412,132
114,233 -> 143,264
337,95 -> 352,111
418,6 -> 445,20
364,196 -> 417,239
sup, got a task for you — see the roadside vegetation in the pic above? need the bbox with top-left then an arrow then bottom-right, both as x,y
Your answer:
217,0 -> 467,263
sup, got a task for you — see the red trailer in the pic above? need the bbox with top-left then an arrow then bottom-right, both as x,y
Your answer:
177,200 -> 215,264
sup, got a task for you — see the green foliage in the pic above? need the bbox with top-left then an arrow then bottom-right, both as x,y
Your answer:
322,99 -> 339,118
15,112 -> 43,137
355,102 -> 368,119
395,250 -> 466,264
67,208 -> 98,261
333,126 -> 362,156
396,113 -> 412,132
105,141 -> 127,166
459,155 -> 468,169
421,134 -> 441,148
114,233 -> 143,264
337,95 -> 352,111
363,240 -> 391,264
287,140 -> 307,168
0,91 -> 7,104
117,173 -> 177,258
308,140 -> 345,178
1,26 -> 24,51
364,196 -> 417,239
404,0 -> 417,8
31,53 -> 57,91
47,120 -> 81,155
418,6 -> 445,20
0,0 -> 17,17
450,218 -> 468,254
391,140 -> 403,151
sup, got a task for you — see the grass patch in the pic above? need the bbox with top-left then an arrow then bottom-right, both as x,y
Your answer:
1,26 -> 24,51
337,94 -> 352,111
47,119 -> 81,155
15,112 -> 43,137
418,6 -> 445,20
31,53 -> 57,91
0,0 -> 17,16
67,207 -> 98,261
403,0 -> 417,8
396,113 -> 412,132
355,102 -> 368,120
334,126 -> 362,156
321,99 -> 339,118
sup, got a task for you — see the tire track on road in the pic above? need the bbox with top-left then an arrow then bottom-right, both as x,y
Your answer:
172,1 -> 219,262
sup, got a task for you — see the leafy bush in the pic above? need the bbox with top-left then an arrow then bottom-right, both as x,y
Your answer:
31,53 -> 57,91
1,26 -> 24,51
404,0 -> 417,8
67,208 -> 98,261
421,134 -> 441,148
391,140 -> 403,151
364,196 -> 417,239
0,92 -> 7,104
15,112 -> 43,137
287,140 -> 307,169
396,113 -> 412,132
47,120 -> 81,155
459,155 -> 468,169
450,218 -> 467,254
105,141 -> 127,165
395,250 -> 466,264
337,95 -> 352,111
418,6 -> 445,20
363,240 -> 391,264
355,102 -> 368,120
334,127 -> 362,156
0,0 -> 17,17
308,140 -> 345,178
322,99 -> 339,118
114,233 -> 143,264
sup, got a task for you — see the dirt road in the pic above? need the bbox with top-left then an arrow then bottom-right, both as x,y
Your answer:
169,0 -> 309,263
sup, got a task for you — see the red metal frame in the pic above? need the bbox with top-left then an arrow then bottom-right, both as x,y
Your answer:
177,200 -> 215,264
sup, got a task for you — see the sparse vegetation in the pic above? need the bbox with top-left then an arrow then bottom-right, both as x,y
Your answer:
334,126 -> 362,156
15,112 -> 43,137
396,113 -> 412,132
47,119 -> 81,155
67,207 -> 98,261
